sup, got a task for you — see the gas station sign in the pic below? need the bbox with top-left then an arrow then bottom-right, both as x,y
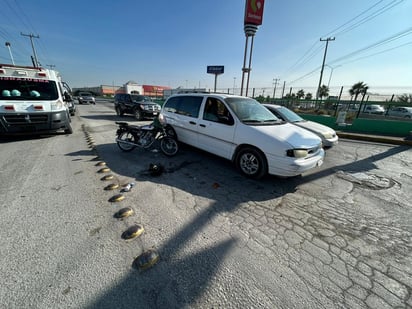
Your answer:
244,0 -> 265,25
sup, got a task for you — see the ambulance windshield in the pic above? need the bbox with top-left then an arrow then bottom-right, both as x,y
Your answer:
0,77 -> 59,101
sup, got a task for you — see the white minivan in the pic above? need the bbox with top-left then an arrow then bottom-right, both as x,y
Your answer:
160,93 -> 324,179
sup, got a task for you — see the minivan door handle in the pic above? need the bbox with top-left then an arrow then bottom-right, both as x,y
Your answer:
199,124 -> 206,127
189,121 -> 196,125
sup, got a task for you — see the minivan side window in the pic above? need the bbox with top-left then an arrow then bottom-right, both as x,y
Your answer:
164,96 -> 203,118
203,97 -> 234,125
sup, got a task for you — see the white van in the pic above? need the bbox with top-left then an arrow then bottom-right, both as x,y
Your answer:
160,93 -> 324,179
0,63 -> 73,135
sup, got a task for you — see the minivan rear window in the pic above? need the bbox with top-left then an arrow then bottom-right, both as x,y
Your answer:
164,96 -> 203,118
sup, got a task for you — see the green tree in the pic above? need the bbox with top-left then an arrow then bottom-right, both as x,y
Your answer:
255,95 -> 265,103
349,81 -> 369,102
296,89 -> 305,99
305,93 -> 313,100
318,85 -> 329,99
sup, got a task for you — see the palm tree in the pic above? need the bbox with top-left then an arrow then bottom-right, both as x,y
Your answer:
318,85 -> 329,99
397,94 -> 412,104
296,89 -> 305,99
305,93 -> 313,100
349,82 -> 369,102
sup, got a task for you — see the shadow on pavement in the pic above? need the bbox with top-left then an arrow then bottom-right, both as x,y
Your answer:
66,141 -> 409,308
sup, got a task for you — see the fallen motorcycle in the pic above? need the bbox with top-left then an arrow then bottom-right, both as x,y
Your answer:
115,120 -> 178,156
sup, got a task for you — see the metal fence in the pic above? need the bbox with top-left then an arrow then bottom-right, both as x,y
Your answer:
211,86 -> 410,102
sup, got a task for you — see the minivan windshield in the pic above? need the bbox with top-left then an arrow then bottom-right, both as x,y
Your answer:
225,97 -> 280,124
0,78 -> 59,101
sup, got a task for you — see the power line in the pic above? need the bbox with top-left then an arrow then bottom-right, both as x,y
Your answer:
284,0 -> 406,84
334,0 -> 405,37
329,26 -> 412,65
322,0 -> 385,37
337,40 -> 412,66
289,27 -> 412,85
0,0 -> 51,66
283,41 -> 319,74
3,0 -> 32,33
289,66 -> 321,85
12,0 -> 51,63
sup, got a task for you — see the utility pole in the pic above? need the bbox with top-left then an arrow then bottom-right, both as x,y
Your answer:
21,32 -> 40,67
316,37 -> 335,100
281,81 -> 286,99
272,78 -> 280,99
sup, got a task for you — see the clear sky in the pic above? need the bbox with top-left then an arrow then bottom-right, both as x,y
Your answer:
1,0 -> 411,96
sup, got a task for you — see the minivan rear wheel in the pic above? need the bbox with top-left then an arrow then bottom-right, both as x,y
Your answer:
236,147 -> 267,179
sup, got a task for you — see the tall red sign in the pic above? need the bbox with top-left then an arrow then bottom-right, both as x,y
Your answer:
244,0 -> 265,25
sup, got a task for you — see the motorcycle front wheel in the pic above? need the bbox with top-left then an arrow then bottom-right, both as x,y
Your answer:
117,132 -> 136,152
160,137 -> 178,156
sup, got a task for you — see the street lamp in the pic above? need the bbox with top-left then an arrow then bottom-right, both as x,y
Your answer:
5,42 -> 15,65
233,77 -> 236,94
325,65 -> 341,88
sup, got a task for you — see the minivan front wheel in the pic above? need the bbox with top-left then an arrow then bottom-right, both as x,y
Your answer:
236,147 -> 267,179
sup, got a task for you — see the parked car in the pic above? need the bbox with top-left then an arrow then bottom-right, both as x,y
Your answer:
160,93 -> 324,179
262,104 -> 338,148
362,104 -> 385,114
114,94 -> 161,120
78,92 -> 95,104
386,106 -> 412,119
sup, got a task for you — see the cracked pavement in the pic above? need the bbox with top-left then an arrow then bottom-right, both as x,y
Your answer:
2,102 -> 410,309
86,102 -> 411,309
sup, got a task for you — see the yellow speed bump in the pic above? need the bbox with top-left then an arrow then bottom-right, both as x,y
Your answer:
97,167 -> 111,173
101,174 -> 114,181
109,194 -> 125,202
121,224 -> 144,240
104,183 -> 119,191
114,207 -> 134,219
133,249 -> 160,271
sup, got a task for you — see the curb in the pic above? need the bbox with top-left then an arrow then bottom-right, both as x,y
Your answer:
337,132 -> 412,146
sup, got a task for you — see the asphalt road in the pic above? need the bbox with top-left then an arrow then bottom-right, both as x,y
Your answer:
0,99 -> 411,309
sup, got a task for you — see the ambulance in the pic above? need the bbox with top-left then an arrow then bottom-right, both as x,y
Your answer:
0,63 -> 73,135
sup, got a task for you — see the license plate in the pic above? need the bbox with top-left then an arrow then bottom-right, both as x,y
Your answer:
153,112 -> 158,115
